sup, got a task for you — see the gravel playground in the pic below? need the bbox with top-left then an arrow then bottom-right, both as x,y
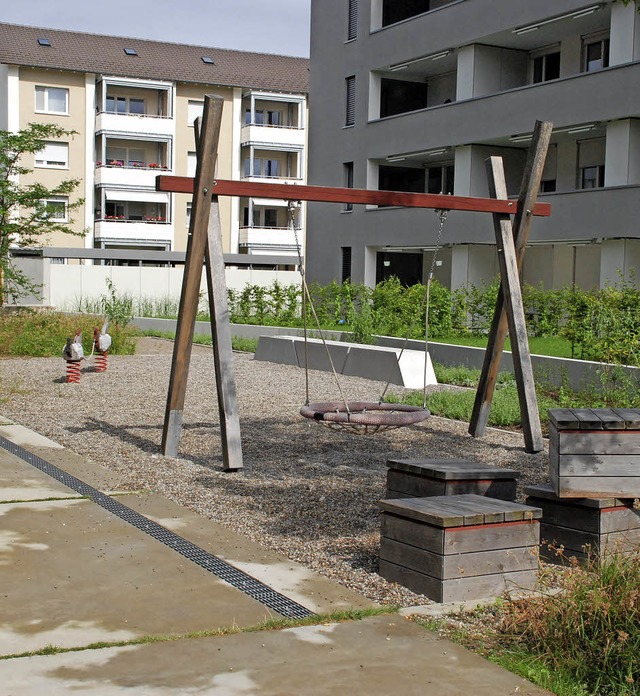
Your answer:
0,338 -> 550,606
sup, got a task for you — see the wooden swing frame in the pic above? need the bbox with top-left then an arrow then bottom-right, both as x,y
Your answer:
157,94 -> 552,469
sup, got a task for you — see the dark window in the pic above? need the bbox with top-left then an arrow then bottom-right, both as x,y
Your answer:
533,51 -> 560,83
124,47 -> 138,56
427,164 -> 454,194
343,162 -> 354,211
37,38 -> 51,46
540,179 -> 557,193
376,251 -> 423,286
382,0 -> 430,27
584,39 -> 609,72
201,55 -> 215,64
345,76 -> 356,126
341,247 -> 352,283
264,209 -> 278,227
379,165 -> 425,202
380,78 -> 428,118
348,0 -> 358,40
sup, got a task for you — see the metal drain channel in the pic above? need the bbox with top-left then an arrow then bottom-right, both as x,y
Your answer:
0,435 -> 314,619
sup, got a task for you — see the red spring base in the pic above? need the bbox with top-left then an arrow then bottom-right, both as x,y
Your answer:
66,360 -> 81,383
95,352 -> 108,372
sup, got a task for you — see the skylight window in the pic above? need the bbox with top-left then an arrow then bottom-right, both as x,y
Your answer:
123,47 -> 138,56
37,38 -> 51,47
201,56 -> 215,64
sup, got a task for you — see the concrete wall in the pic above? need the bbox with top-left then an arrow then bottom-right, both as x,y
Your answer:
10,257 -> 300,309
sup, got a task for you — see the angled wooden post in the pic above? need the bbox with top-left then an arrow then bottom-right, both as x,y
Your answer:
479,156 -> 544,453
161,95 -> 243,470
469,121 -> 552,448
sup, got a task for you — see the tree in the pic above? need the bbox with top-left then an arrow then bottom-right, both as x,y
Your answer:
0,122 -> 84,306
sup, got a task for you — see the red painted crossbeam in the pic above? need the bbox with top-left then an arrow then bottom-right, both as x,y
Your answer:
156,176 -> 551,217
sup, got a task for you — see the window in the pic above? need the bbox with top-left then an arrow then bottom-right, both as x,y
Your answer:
106,95 -> 146,116
532,51 -> 560,83
105,146 -> 148,168
345,76 -> 356,126
244,158 -> 280,177
186,202 -> 192,228
341,247 -> 352,283
540,179 -> 557,193
37,38 -> 51,47
378,165 -> 425,203
35,86 -> 68,114
584,37 -> 609,72
578,138 -> 605,189
123,47 -> 138,56
427,164 -> 454,194
39,197 -> 68,222
382,0 -> 430,27
581,165 -> 605,189
187,151 -> 197,177
201,55 -> 215,64
264,209 -> 279,227
35,141 -> 68,168
343,162 -> 354,211
347,0 -> 358,40
380,78 -> 427,118
188,100 -> 204,126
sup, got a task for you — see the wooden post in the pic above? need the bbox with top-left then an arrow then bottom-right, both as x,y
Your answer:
162,95 -> 243,469
480,157 -> 544,453
469,121 -> 552,448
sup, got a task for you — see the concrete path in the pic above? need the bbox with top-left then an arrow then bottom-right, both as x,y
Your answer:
0,417 -> 550,695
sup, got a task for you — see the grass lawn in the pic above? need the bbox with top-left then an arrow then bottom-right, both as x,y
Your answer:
435,334 -> 574,359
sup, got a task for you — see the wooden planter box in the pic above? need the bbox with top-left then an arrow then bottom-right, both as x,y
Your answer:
385,458 -> 519,501
525,483 -> 640,564
549,408 -> 640,498
379,494 -> 541,603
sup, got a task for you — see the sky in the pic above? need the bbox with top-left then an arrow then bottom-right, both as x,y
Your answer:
0,0 -> 312,57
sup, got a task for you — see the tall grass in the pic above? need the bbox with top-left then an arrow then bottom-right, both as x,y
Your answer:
498,548 -> 640,695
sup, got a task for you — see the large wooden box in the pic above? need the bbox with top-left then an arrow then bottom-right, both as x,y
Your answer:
379,494 -> 541,603
525,483 -> 640,564
385,458 -> 519,501
548,408 -> 640,498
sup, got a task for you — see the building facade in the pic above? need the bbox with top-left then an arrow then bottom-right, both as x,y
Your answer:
307,0 -> 640,291
0,23 -> 308,261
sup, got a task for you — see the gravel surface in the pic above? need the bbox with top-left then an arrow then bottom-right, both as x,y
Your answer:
0,338 -> 550,606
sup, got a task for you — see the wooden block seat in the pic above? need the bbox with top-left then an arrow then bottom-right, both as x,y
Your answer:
379,494 -> 541,603
549,408 -> 640,498
385,458 -> 520,501
525,483 -> 640,564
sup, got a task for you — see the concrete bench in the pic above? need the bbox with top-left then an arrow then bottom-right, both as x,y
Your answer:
379,494 -> 541,603
254,335 -> 436,388
385,458 -> 519,501
549,408 -> 640,498
525,483 -> 640,564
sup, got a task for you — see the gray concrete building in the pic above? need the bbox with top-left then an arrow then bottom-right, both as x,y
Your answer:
306,0 -> 640,291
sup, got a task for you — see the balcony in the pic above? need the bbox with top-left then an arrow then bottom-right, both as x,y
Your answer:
238,226 -> 301,254
241,124 -> 306,149
94,219 -> 173,244
95,163 -> 170,188
95,112 -> 174,137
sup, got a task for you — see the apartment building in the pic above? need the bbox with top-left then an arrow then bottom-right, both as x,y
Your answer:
0,23 -> 308,260
307,0 -> 640,291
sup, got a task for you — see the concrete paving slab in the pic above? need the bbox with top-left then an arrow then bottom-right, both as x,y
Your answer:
0,615 -> 550,695
121,492 -> 374,614
0,448 -> 78,502
0,421 -> 63,450
0,497 -> 278,656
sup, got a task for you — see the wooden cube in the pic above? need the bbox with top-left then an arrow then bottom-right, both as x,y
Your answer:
385,458 -> 519,501
548,408 -> 640,498
379,494 -> 541,603
525,483 -> 640,564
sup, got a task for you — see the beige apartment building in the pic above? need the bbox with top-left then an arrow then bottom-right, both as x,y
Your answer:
0,23 -> 308,260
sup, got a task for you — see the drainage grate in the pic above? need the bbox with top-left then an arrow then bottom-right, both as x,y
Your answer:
0,435 -> 314,619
